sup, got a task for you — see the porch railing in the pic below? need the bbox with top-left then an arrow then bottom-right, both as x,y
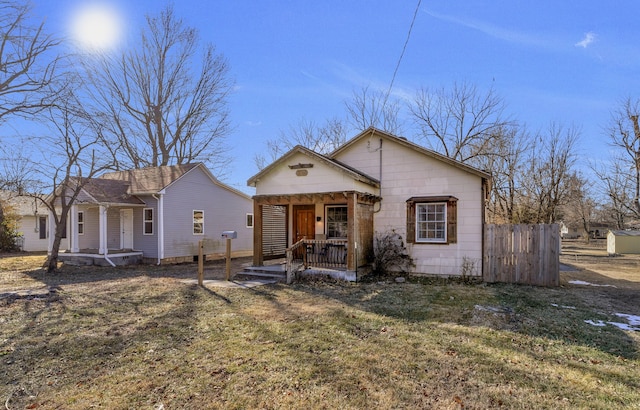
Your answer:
285,239 -> 348,284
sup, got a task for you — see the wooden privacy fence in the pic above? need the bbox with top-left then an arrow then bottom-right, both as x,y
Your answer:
483,224 -> 559,286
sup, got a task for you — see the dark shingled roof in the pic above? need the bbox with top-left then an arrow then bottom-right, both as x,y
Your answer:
72,177 -> 146,205
99,163 -> 200,194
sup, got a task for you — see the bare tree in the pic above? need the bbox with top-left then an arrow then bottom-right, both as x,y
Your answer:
591,157 -> 636,229
345,86 -> 403,135
518,123 -> 580,224
604,97 -> 640,219
410,82 -> 512,166
480,124 -> 532,223
27,90 -> 115,272
0,0 -> 61,126
562,172 -> 597,242
254,118 -> 347,170
86,5 -> 233,175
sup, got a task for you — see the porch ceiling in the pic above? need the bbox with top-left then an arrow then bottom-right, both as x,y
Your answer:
253,190 -> 380,205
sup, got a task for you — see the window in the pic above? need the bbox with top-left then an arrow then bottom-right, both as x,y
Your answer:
417,203 -> 446,242
143,208 -> 154,235
246,213 -> 254,228
406,196 -> 457,245
326,205 -> 348,238
193,210 -> 204,235
39,216 -> 47,240
78,211 -> 84,235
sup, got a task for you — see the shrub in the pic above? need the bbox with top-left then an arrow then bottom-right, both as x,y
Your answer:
372,230 -> 414,275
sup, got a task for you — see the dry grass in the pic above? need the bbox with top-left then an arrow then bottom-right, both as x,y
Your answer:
0,248 -> 639,409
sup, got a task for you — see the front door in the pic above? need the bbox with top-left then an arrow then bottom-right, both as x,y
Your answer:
294,205 -> 315,243
120,209 -> 134,250
293,205 -> 315,259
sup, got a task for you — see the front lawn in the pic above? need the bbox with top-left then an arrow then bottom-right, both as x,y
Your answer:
0,253 -> 638,409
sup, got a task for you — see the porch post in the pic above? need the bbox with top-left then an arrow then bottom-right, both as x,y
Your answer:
253,201 -> 263,266
98,205 -> 107,255
47,210 -> 55,253
346,193 -> 355,271
70,204 -> 79,253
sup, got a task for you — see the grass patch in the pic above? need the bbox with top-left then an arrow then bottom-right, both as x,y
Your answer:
0,254 -> 639,409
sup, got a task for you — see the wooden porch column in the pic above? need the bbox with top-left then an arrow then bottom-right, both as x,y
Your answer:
346,193 -> 355,271
253,201 -> 263,266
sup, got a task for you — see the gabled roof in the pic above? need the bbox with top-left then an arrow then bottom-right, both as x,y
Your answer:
247,145 -> 380,188
0,191 -> 47,215
75,178 -> 146,206
99,163 -> 200,194
331,127 -> 491,180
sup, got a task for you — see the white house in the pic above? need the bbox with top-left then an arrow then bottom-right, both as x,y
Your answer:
247,128 -> 490,278
0,191 -> 68,252
53,163 -> 254,266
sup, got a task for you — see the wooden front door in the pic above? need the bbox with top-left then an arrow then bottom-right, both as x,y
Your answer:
294,205 -> 315,243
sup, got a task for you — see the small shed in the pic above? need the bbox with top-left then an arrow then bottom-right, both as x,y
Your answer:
607,230 -> 640,255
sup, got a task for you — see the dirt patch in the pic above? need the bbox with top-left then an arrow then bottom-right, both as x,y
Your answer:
0,254 -> 255,295
560,239 -> 640,322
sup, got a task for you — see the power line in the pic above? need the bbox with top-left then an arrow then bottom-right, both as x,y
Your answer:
382,0 -> 422,110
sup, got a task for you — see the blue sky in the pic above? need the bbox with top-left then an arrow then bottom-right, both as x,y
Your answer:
26,0 -> 640,193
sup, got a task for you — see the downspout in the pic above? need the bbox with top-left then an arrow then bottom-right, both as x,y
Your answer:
104,248 -> 116,267
101,205 -> 116,267
373,138 -> 383,213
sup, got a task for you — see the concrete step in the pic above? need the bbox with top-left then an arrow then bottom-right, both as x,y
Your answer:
235,265 -> 287,282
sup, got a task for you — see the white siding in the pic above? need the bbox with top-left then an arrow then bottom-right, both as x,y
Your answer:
162,166 -> 253,259
335,135 -> 485,276
255,152 -> 376,196
16,215 -> 49,252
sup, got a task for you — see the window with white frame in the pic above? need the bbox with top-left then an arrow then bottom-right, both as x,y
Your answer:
246,213 -> 254,228
326,205 -> 348,238
406,196 -> 457,245
416,203 -> 446,242
193,210 -> 204,235
78,211 -> 84,235
143,208 -> 154,235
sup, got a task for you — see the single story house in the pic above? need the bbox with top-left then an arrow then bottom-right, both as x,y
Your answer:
52,163 -> 253,266
0,191 -> 68,252
247,127 -> 491,279
607,230 -> 640,255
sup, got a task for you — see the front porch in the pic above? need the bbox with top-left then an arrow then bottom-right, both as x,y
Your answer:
59,249 -> 144,266
252,191 -> 379,282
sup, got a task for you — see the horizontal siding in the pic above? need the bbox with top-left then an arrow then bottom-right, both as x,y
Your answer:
133,197 -> 158,258
77,206 -> 100,249
17,215 -> 49,252
335,135 -> 484,276
256,152 -> 376,196
162,166 -> 253,259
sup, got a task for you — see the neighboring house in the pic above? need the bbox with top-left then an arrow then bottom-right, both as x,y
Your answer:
607,230 -> 640,255
53,163 -> 253,266
0,191 -> 67,252
559,221 -> 582,239
247,128 -> 491,278
589,222 -> 613,239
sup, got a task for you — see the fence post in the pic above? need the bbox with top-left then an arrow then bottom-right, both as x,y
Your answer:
198,240 -> 204,286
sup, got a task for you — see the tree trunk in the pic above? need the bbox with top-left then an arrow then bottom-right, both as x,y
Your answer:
46,212 -> 68,272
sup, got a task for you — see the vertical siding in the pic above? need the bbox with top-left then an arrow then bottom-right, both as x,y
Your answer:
106,208 -> 121,249
335,136 -> 485,276
162,166 -> 254,259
